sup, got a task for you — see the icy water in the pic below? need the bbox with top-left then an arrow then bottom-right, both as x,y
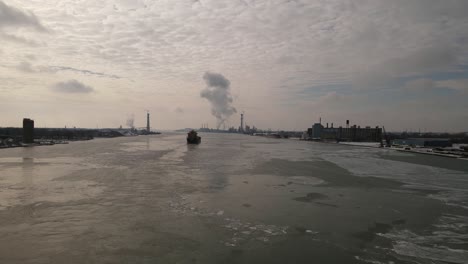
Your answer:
0,133 -> 467,264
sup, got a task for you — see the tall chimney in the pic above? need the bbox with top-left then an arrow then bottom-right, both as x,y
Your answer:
240,113 -> 244,132
146,112 -> 150,132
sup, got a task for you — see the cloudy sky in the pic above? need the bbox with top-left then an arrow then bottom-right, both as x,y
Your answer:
1,0 -> 468,131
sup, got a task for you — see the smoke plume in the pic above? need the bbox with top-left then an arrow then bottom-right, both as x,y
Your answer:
126,114 -> 135,128
200,72 -> 237,129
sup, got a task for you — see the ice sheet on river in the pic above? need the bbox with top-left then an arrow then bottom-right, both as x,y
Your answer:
168,195 -> 295,247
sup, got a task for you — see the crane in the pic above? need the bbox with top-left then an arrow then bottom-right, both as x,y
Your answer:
380,126 -> 391,147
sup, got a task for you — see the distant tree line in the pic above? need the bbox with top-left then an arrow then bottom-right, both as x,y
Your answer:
387,132 -> 468,143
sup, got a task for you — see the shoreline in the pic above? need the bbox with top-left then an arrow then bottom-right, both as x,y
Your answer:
301,139 -> 468,160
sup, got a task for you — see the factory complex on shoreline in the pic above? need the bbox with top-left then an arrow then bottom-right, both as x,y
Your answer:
1,112 -> 467,158
305,119 -> 382,143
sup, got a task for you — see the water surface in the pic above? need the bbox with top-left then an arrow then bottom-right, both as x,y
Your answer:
0,133 -> 467,263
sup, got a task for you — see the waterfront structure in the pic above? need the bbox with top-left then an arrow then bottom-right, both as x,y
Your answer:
307,122 -> 382,142
309,123 -> 324,139
392,138 -> 452,148
23,118 -> 34,144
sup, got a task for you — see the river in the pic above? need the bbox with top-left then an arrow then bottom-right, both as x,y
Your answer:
0,133 -> 467,264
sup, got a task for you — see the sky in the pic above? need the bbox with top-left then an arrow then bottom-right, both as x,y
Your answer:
1,0 -> 468,132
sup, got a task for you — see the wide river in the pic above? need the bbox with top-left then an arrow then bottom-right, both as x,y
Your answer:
0,133 -> 467,264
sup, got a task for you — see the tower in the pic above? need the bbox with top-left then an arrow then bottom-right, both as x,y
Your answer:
240,112 -> 244,133
23,118 -> 34,144
146,111 -> 150,132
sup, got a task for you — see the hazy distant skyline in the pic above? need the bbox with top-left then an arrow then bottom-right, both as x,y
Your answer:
1,0 -> 468,131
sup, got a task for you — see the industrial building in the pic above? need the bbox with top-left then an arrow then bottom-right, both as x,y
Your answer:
23,118 -> 34,144
392,138 -> 452,148
307,120 -> 382,142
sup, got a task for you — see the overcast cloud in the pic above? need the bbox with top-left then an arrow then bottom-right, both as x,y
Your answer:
0,1 -> 45,30
0,0 -> 467,131
51,79 -> 95,94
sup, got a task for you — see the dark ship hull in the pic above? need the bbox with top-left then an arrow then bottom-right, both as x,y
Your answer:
186,137 -> 201,144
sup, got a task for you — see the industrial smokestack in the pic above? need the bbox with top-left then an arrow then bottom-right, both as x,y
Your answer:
146,111 -> 150,132
240,112 -> 244,133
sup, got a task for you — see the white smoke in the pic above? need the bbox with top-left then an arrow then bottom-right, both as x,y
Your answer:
126,114 -> 135,128
200,72 -> 237,129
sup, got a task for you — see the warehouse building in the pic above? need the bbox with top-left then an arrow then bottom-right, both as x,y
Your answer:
307,121 -> 382,142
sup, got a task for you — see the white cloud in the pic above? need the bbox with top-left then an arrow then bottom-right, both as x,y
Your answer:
51,79 -> 94,94
436,79 -> 468,92
353,45 -> 462,90
174,107 -> 184,114
403,78 -> 468,93
45,66 -> 121,79
0,0 -> 46,30
314,92 -> 346,106
12,61 -> 121,79
0,31 -> 41,45
0,0 -> 48,46
402,78 -> 435,92
15,61 -> 35,73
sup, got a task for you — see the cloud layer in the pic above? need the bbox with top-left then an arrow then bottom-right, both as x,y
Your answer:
0,1 -> 45,30
51,79 -> 94,94
1,0 -> 468,131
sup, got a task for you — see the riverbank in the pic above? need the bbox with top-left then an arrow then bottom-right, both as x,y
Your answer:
298,139 -> 468,160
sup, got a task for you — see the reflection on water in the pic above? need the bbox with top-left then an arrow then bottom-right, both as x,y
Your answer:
21,157 -> 34,203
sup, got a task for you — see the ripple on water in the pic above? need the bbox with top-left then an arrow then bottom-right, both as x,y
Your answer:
168,195 -> 293,247
288,176 -> 325,186
0,157 -> 104,209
